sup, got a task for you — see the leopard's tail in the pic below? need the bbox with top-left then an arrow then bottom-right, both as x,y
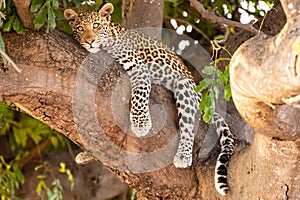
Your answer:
212,112 -> 235,195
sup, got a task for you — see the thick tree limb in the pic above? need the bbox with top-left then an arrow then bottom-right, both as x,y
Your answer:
229,0 -> 300,198
0,28 -> 212,199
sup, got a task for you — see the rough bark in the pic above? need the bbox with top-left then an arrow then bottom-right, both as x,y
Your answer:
0,0 -> 298,199
0,29 -> 85,145
229,0 -> 300,198
122,0 -> 163,29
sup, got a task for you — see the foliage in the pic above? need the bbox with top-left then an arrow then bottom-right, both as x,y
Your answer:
0,154 -> 25,200
0,32 -> 7,65
58,163 -> 74,190
35,162 -> 74,200
29,0 -> 122,34
30,0 -> 59,33
195,62 -> 231,123
0,103 -> 66,150
0,0 -> 24,34
0,103 -> 73,199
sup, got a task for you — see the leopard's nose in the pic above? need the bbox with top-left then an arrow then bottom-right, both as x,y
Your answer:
86,39 -> 95,45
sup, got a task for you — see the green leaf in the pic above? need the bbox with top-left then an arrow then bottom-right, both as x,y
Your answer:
213,84 -> 220,100
50,135 -> 59,148
59,162 -> 66,173
2,14 -> 16,32
30,0 -> 45,13
195,78 -> 213,93
33,4 -> 47,30
199,91 -> 207,112
13,17 -> 24,34
202,106 -> 214,124
34,162 -> 48,171
12,127 -> 27,147
28,131 -> 43,144
47,6 -> 56,32
52,179 -> 63,191
37,175 -> 47,179
46,188 -> 53,199
0,33 -> 8,65
70,181 -> 75,190
13,164 -> 25,184
36,180 -> 47,195
199,91 -> 215,123
8,132 -> 17,150
202,65 -> 214,75
224,65 -> 230,80
51,0 -> 59,9
214,34 -> 224,41
224,84 -> 232,102
215,57 -> 231,63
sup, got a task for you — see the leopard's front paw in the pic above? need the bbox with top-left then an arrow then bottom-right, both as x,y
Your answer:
131,121 -> 152,137
173,152 -> 192,168
130,112 -> 152,137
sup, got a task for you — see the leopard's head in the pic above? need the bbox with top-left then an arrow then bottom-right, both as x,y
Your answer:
64,3 -> 114,53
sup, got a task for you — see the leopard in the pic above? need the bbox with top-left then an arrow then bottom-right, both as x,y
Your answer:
64,3 -> 235,196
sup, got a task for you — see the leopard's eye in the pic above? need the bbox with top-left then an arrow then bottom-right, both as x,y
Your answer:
93,23 -> 100,29
77,26 -> 84,32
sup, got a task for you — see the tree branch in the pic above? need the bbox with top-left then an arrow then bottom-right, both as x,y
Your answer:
12,0 -> 34,28
228,0 -> 299,198
190,0 -> 261,35
18,139 -> 52,169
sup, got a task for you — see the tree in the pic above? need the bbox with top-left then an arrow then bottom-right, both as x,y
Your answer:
0,0 -> 299,199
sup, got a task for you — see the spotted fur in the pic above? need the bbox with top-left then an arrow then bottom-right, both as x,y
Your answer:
64,3 -> 235,195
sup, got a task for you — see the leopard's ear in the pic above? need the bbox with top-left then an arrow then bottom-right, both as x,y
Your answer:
99,3 -> 114,17
64,9 -> 78,21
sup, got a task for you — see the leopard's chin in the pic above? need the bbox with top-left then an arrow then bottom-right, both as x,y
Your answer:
87,47 -> 100,53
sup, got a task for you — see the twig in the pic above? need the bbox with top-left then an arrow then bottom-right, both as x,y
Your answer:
164,16 -> 210,42
211,25 -> 232,58
190,0 -> 262,35
0,49 -> 22,73
64,138 -> 76,160
214,24 -> 229,44
18,139 -> 52,169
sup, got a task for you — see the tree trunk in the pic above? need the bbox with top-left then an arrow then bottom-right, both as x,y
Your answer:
229,0 -> 300,198
0,0 -> 299,199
